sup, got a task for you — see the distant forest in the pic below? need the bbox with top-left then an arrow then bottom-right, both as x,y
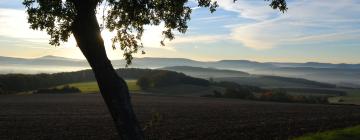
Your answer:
0,68 -> 177,94
0,68 -> 338,94
137,71 -> 210,89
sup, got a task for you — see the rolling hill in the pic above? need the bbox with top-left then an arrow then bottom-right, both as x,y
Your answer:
160,66 -> 337,89
1,55 -> 360,87
160,66 -> 250,78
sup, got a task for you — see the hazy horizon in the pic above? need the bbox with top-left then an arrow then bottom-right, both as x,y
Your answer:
1,0 -> 360,63
2,54 -> 360,65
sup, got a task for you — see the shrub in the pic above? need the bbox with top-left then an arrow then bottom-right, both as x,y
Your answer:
303,96 -> 329,104
34,85 -> 81,94
137,77 -> 151,90
223,87 -> 254,99
214,81 -> 265,93
259,90 -> 329,104
213,90 -> 223,98
260,90 -> 291,102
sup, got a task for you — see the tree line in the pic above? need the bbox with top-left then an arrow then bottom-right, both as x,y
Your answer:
203,82 -> 330,104
136,70 -> 210,90
0,68 -> 181,94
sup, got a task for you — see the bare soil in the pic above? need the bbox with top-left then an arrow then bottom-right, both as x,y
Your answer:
0,94 -> 359,140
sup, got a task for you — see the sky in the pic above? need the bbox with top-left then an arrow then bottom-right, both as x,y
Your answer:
0,0 -> 360,63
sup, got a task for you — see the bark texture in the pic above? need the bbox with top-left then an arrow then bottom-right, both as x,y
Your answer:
71,1 -> 144,140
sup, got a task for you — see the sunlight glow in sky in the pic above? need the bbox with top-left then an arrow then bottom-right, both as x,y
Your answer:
0,0 -> 360,63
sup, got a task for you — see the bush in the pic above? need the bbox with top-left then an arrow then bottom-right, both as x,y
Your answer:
223,87 -> 254,99
259,90 -> 329,104
260,90 -> 292,102
137,77 -> 151,90
34,85 -> 81,94
214,81 -> 265,93
213,90 -> 223,98
303,96 -> 329,104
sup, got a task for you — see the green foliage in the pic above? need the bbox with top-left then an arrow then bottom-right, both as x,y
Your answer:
23,0 -> 287,65
293,125 -> 360,140
34,85 -> 81,94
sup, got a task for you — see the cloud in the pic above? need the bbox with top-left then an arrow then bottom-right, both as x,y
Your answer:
195,15 -> 229,22
227,0 -> 360,50
169,34 -> 227,45
217,0 -> 279,20
138,23 -> 226,51
0,8 -> 48,40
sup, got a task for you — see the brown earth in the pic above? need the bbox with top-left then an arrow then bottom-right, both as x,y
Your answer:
0,94 -> 359,140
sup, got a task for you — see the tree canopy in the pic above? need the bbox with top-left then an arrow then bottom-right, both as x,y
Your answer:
23,0 -> 287,65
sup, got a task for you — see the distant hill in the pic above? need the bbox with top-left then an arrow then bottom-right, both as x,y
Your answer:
1,55 -> 360,87
160,66 -> 249,78
160,66 -> 337,89
215,75 -> 336,89
2,55 -> 360,71
269,62 -> 360,69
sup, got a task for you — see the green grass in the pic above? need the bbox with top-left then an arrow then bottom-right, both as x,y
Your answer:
61,80 -> 140,93
345,89 -> 360,97
293,125 -> 360,140
328,89 -> 360,105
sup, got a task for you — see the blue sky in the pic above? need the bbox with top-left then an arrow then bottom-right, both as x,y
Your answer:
0,0 -> 360,63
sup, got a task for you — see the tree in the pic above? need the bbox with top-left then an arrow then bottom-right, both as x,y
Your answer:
0,83 -> 4,94
136,76 -> 151,90
224,87 -> 254,99
22,0 -> 287,139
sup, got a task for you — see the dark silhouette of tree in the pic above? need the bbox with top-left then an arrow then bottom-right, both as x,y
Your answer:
0,83 -> 4,94
136,77 -> 151,90
22,0 -> 287,139
136,70 -> 210,89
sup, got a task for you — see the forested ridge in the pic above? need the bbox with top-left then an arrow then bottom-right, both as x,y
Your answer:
0,68 -> 210,94
0,69 -> 164,93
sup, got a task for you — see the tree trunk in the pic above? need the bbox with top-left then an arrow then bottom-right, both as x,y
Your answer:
71,1 -> 144,140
